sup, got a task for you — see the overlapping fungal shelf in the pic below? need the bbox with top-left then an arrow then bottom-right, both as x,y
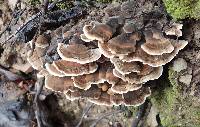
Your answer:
27,1 -> 188,106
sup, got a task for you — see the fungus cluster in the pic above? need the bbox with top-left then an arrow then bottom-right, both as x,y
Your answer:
27,1 -> 188,106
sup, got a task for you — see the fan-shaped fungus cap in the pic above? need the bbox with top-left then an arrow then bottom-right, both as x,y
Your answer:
123,22 -> 136,33
65,84 -> 102,101
107,32 -> 141,55
98,42 -> 115,58
57,43 -> 101,64
80,34 -> 93,42
45,63 -> 65,77
53,60 -> 98,76
122,40 -> 188,67
141,29 -> 174,55
72,61 -> 119,90
35,35 -> 49,48
83,22 -> 114,42
122,87 -> 151,106
37,69 -> 49,78
45,75 -> 74,92
111,79 -> 142,94
110,57 -> 141,74
27,50 -> 44,70
110,94 -> 124,106
72,70 -> 106,90
165,23 -> 183,37
113,66 -> 163,84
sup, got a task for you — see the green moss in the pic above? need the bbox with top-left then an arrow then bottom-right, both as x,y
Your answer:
151,68 -> 200,126
151,68 -> 179,126
95,0 -> 124,3
28,0 -> 41,6
163,0 -> 200,20
96,0 -> 112,3
56,2 -> 72,10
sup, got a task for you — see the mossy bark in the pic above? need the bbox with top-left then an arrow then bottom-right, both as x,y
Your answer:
151,67 -> 200,126
162,0 -> 200,20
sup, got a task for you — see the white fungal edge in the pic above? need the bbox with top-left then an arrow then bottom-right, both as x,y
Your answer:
98,42 -> 115,58
80,34 -> 93,42
110,58 -> 137,75
113,66 -> 163,84
45,63 -> 66,77
121,40 -> 188,67
57,43 -> 102,64
72,77 -> 106,90
140,39 -> 175,55
83,22 -> 103,42
53,61 -> 98,76
27,50 -> 43,70
110,83 -> 142,95
44,75 -> 63,93
88,99 -> 113,106
122,87 -> 151,107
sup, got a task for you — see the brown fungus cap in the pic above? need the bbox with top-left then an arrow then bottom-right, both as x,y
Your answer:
72,61 -> 119,90
122,87 -> 151,106
65,84 -> 102,101
164,23 -> 183,37
110,57 -> 141,74
80,34 -> 93,42
53,60 -> 98,76
123,22 -> 136,33
122,40 -> 188,67
110,93 -> 124,106
72,69 -> 106,90
37,69 -> 49,78
27,49 -> 44,70
113,66 -> 163,84
111,79 -> 142,94
98,42 -> 115,58
107,32 -> 141,55
45,75 -> 74,93
57,43 -> 101,64
45,63 -> 65,77
35,35 -> 49,48
141,29 -> 174,55
83,22 -> 114,42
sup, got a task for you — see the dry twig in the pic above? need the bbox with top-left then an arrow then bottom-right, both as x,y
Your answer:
90,109 -> 124,127
0,65 -> 23,81
34,77 -> 45,127
131,100 -> 151,127
76,102 -> 94,127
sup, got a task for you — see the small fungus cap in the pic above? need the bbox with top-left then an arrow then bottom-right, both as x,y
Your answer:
53,60 -> 98,76
165,23 -> 183,37
57,43 -> 101,64
107,32 -> 141,55
141,29 -> 174,55
35,35 -> 49,48
27,50 -> 44,70
45,63 -> 65,77
110,57 -> 141,74
83,22 -> 114,42
45,75 -> 74,93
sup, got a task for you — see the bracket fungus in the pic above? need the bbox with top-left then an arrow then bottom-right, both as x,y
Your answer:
27,0 -> 188,106
57,43 -> 102,64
